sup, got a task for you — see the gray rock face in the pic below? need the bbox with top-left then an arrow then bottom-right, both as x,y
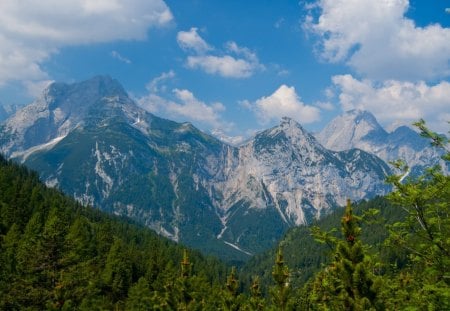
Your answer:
0,77 -> 395,260
0,76 -> 133,158
316,109 -> 445,176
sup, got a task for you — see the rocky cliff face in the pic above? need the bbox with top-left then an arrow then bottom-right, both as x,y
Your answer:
209,117 -> 390,254
0,77 -> 394,260
316,109 -> 446,176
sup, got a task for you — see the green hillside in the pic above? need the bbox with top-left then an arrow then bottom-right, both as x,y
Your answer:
242,196 -> 407,291
1,121 -> 448,310
0,156 -> 229,310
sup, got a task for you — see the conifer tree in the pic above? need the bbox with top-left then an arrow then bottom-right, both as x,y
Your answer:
126,277 -> 153,310
0,224 -> 22,310
311,200 -> 382,310
102,237 -> 133,302
58,216 -> 97,308
181,249 -> 192,278
384,119 -> 450,309
270,247 -> 292,311
222,266 -> 242,310
245,276 -> 265,311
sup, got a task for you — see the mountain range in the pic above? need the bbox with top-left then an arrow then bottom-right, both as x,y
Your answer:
316,109 -> 445,176
0,76 -> 439,261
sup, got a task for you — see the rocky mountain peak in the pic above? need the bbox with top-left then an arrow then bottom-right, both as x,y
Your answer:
316,109 -> 387,151
261,117 -> 315,142
0,76 -> 402,260
0,76 -> 138,157
316,110 -> 444,176
44,75 -> 128,111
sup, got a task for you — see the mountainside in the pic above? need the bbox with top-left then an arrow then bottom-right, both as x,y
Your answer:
0,103 -> 19,123
211,118 -> 391,254
0,76 -> 392,261
242,196 -> 407,290
0,155 -> 228,310
316,109 -> 445,176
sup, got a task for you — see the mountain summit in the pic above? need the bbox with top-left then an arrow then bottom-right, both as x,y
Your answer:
316,109 -> 387,152
316,110 -> 445,175
0,75 -> 135,159
1,77 -> 393,261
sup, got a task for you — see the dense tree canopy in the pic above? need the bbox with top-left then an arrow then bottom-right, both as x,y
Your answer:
1,120 -> 448,309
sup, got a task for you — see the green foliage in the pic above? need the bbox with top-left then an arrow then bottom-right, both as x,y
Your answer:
243,196 -> 404,291
270,247 -> 293,310
221,267 -> 245,310
310,200 -> 383,310
246,276 -> 265,311
1,119 -> 449,309
0,156 -> 227,310
383,120 -> 450,309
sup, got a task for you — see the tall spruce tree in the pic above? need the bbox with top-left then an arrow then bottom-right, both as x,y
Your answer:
270,247 -> 292,310
311,200 -> 382,310
245,276 -> 265,311
222,266 -> 243,311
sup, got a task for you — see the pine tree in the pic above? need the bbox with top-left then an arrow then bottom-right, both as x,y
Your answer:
0,224 -> 22,310
384,119 -> 450,309
181,249 -> 192,278
102,237 -> 133,302
58,216 -> 97,308
222,267 -> 242,311
270,247 -> 292,311
311,200 -> 382,310
126,277 -> 153,310
245,276 -> 265,311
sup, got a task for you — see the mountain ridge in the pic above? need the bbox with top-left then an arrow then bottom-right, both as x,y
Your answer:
0,76 -> 418,261
316,109 -> 446,176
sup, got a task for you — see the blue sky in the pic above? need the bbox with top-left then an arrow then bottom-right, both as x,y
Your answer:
0,0 -> 449,143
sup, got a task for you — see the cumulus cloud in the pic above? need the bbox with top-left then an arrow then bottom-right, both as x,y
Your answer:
315,101 -> 335,111
246,85 -> 321,125
332,74 -> 450,132
23,79 -> 55,97
186,55 -> 258,78
0,0 -> 172,88
177,28 -> 263,78
176,27 -> 212,54
138,87 -> 230,130
146,70 -> 175,93
304,0 -> 450,81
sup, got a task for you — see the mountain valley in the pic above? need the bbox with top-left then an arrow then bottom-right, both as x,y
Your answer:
0,76 -> 442,261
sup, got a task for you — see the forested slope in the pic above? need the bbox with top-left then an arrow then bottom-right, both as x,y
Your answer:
1,121 -> 448,310
0,155 -> 228,310
242,196 -> 407,290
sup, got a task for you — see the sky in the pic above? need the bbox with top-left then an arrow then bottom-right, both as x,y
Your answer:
0,0 -> 449,143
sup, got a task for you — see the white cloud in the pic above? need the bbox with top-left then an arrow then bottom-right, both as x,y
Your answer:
210,129 -> 245,146
332,74 -> 450,132
23,79 -> 54,97
0,0 -> 172,88
110,51 -> 131,64
248,85 -> 321,125
176,27 -> 212,54
315,101 -> 335,111
304,0 -> 450,81
177,27 -> 263,78
146,70 -> 175,93
170,89 -> 226,124
138,88 -> 229,130
186,55 -> 258,78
